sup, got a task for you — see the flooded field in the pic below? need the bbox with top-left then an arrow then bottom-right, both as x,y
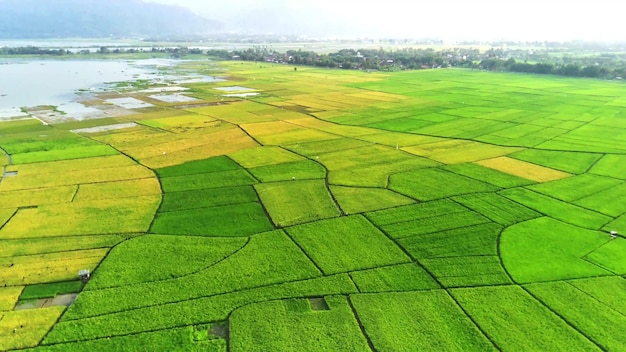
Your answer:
0,59 -> 222,121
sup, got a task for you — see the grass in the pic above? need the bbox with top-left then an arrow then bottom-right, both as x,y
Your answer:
229,296 -> 370,352
583,238 -> 626,275
476,156 -> 572,182
284,137 -> 371,157
159,169 -> 257,192
0,164 -> 155,191
72,178 -> 161,201
286,215 -> 410,274
0,195 -> 160,238
451,192 -> 541,226
0,306 -> 66,351
366,199 -> 468,226
1,249 -> 108,286
398,222 -> 502,259
389,167 -> 500,201
330,186 -> 414,214
443,162 -> 535,188
509,149 -> 602,174
0,186 -> 76,209
86,235 -> 247,289
0,235 -> 135,258
0,287 -> 23,311
350,263 -> 439,292
5,155 -> 136,175
450,285 -> 600,351
500,217 -> 611,283
328,157 -> 438,187
525,280 -> 626,351
526,173 -> 622,202
19,281 -> 83,301
255,180 -> 341,227
3,60 -> 626,350
351,290 -> 496,351
159,186 -> 258,212
499,188 -> 612,230
380,210 -> 490,239
402,139 -> 520,164
248,160 -> 326,182
228,146 -> 303,168
420,256 -> 511,287
33,326 -> 227,352
589,154 -> 626,179
574,183 -> 626,217
66,230 -> 321,320
150,202 -> 273,236
568,276 -> 626,316
11,145 -> 118,164
45,275 -> 357,343
155,155 -> 240,178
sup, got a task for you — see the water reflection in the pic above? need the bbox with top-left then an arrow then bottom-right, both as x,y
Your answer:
0,59 -> 222,120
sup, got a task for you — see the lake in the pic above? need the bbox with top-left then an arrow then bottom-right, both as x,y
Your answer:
0,59 -> 222,120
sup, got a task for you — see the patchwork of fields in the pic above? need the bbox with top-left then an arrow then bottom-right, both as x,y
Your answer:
1,61 -> 625,351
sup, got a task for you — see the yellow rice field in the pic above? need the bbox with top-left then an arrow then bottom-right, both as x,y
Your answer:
403,140 -> 521,164
0,307 -> 65,351
72,178 -> 161,202
0,249 -> 108,285
476,156 -> 572,182
0,195 -> 160,238
0,186 -> 77,209
0,287 -> 23,311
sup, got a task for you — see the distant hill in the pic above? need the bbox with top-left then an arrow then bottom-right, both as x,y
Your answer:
0,0 -> 221,39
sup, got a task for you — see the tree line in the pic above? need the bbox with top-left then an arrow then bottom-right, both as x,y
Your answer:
2,45 -> 624,80
210,46 -> 625,79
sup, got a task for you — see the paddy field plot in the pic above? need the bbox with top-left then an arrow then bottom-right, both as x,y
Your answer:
389,167 -> 499,201
525,280 -> 626,351
583,238 -> 626,274
330,185 -> 414,214
450,285 -> 600,351
60,231 -> 322,320
350,263 -> 439,292
500,217 -> 612,283
526,173 -> 622,202
499,188 -> 611,229
0,196 -> 160,238
0,306 -> 65,351
476,156 -> 572,182
0,286 -> 23,311
229,296 -> 370,352
420,255 -> 511,287
397,222 -> 502,259
32,325 -> 227,352
255,180 -> 340,227
351,291 -> 496,351
2,61 -> 626,351
247,160 -> 326,182
589,154 -> 626,179
86,235 -> 247,289
286,215 -> 410,274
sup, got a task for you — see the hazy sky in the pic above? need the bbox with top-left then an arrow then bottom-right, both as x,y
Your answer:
146,0 -> 623,41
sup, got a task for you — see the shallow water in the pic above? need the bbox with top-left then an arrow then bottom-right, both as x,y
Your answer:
0,59 -> 222,120
215,86 -> 255,92
150,94 -> 198,103
0,59 -> 155,118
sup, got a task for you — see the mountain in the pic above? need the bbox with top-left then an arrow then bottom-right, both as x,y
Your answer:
0,0 -> 221,39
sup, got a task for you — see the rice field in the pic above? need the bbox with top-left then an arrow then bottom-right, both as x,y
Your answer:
1,59 -> 625,351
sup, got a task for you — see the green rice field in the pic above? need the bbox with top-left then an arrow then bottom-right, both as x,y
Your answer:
0,60 -> 625,351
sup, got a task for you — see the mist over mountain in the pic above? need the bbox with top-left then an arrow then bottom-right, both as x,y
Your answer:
144,0 -> 625,42
0,0 -> 221,39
